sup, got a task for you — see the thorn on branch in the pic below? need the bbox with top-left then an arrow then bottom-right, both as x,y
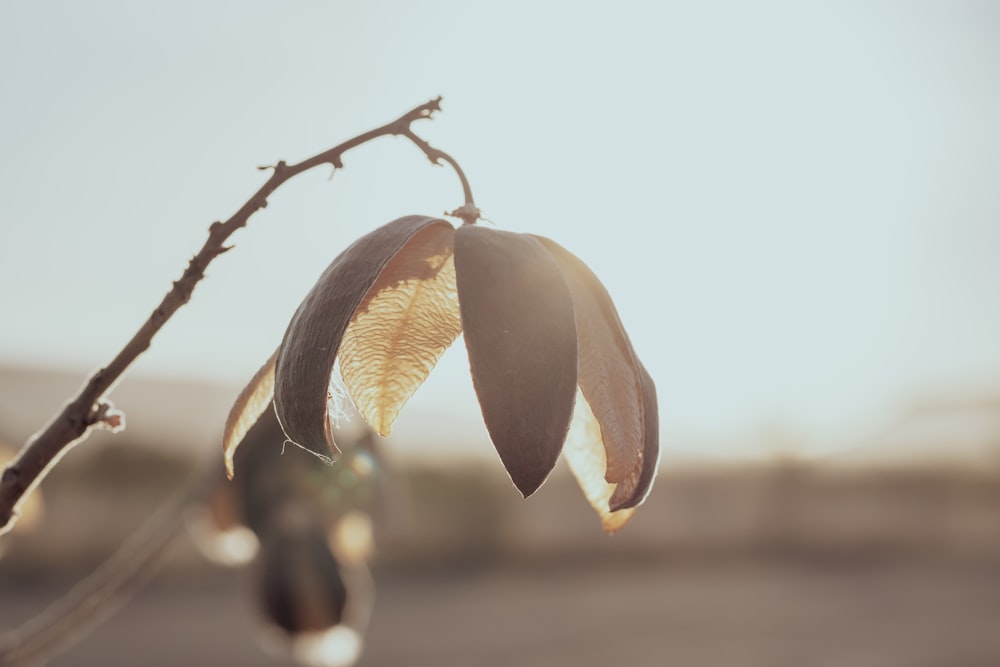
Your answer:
389,97 -> 443,137
419,95 -> 443,119
405,96 -> 442,123
257,160 -> 289,173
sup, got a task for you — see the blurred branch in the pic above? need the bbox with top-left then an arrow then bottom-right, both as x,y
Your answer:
0,461 -> 217,667
0,410 -> 393,665
0,96 -> 456,535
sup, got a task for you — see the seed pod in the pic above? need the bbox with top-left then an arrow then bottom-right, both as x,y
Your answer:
225,216 -> 660,531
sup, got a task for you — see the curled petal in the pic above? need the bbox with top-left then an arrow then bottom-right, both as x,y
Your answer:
563,390 -> 636,532
224,350 -> 277,479
532,236 -> 644,485
454,226 -> 578,497
339,224 -> 461,436
609,362 -> 659,511
274,216 -> 454,458
564,364 -> 659,529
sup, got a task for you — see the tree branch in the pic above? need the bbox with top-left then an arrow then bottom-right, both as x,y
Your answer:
0,96 -> 464,535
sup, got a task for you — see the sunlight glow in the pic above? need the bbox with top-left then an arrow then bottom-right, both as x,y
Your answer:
562,391 -> 635,532
186,513 -> 260,566
2,3 -> 999,464
291,626 -> 364,667
327,361 -> 355,430
329,511 -> 374,565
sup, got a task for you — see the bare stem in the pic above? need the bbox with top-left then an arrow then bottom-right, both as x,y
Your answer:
0,96 -> 472,535
399,128 -> 481,226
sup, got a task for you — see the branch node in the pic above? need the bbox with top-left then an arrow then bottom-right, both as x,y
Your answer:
446,203 -> 483,227
1,464 -> 18,486
90,401 -> 126,434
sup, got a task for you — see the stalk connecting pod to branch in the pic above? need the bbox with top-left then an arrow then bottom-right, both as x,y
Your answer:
0,97 -> 479,536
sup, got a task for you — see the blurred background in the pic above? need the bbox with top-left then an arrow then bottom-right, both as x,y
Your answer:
2,1 -> 1000,665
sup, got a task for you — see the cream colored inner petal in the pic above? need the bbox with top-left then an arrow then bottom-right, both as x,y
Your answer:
223,350 -> 277,479
339,231 -> 462,436
575,312 -> 644,485
563,389 -> 636,533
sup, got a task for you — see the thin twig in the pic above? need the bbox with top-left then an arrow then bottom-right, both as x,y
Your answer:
0,96 -> 468,535
398,128 -> 481,226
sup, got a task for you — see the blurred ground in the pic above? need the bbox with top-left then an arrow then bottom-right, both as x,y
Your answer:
3,558 -> 1000,667
2,440 -> 1000,666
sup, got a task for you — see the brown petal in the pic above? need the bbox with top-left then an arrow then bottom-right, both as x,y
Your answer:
223,350 -> 277,479
609,362 -> 660,511
564,363 -> 659,530
274,216 -> 454,458
562,389 -> 636,532
532,236 -> 644,484
454,226 -> 578,497
339,224 -> 461,436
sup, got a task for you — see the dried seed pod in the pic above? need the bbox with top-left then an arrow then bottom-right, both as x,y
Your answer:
226,215 -> 659,531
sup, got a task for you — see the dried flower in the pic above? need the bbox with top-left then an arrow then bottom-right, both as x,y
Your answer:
225,215 -> 658,531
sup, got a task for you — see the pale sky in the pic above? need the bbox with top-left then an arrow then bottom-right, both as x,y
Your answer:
2,1 -> 1000,459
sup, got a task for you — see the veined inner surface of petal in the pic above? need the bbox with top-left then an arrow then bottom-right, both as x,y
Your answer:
339,225 -> 462,436
275,216 -> 450,458
562,389 -> 636,533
